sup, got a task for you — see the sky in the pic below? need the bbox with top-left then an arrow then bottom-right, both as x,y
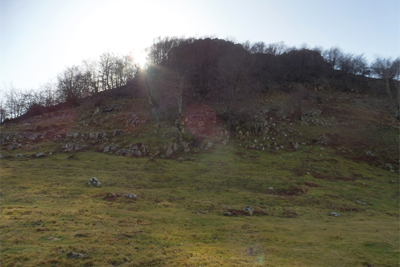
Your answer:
1,0 -> 399,96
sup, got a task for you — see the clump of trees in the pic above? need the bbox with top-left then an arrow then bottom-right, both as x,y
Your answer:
2,52 -> 139,121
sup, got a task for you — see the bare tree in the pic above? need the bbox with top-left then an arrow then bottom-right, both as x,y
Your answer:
352,54 -> 370,76
250,42 -> 266,54
40,82 -> 57,106
0,100 -> 7,122
5,85 -> 23,119
216,44 -> 256,112
287,85 -> 308,121
370,57 -> 399,98
264,41 -> 289,55
57,65 -> 86,103
146,36 -> 190,65
322,46 -> 343,69
164,69 -> 193,116
99,52 -> 114,90
82,59 -> 100,94
337,53 -> 355,74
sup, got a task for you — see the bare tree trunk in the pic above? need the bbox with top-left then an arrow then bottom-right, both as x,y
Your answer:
385,78 -> 392,99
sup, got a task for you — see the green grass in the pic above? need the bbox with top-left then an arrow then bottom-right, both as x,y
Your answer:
1,142 -> 398,266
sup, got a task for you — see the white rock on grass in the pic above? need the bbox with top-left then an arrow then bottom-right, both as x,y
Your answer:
88,177 -> 101,187
243,206 -> 255,216
124,193 -> 137,199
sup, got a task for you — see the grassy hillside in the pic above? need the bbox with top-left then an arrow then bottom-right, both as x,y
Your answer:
1,91 -> 399,266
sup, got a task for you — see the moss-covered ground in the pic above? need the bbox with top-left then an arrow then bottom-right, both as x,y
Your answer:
1,142 -> 398,266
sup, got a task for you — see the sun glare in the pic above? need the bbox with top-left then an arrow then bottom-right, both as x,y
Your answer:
134,50 -> 148,68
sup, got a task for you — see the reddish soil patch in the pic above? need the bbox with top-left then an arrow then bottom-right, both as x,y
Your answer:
309,171 -> 355,182
102,193 -> 120,201
101,193 -> 137,202
304,181 -> 321,187
282,209 -> 298,218
183,104 -> 223,140
338,206 -> 364,212
227,209 -> 268,216
336,176 -> 356,181
309,171 -> 331,179
273,186 -> 308,196
326,194 -> 340,199
348,155 -> 381,166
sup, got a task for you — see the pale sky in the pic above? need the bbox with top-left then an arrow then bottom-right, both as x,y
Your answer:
1,0 -> 399,94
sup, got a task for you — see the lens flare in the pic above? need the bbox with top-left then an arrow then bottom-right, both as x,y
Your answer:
134,50 -> 148,68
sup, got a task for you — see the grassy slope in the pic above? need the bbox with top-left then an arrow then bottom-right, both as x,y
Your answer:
0,93 -> 399,267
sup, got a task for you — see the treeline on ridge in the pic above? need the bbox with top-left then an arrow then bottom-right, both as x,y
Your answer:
1,36 -> 399,123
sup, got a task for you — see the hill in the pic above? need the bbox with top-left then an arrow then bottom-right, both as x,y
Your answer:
1,76 -> 399,266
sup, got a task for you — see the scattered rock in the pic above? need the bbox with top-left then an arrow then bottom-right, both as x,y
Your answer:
36,152 -> 46,158
88,177 -> 101,187
65,143 -> 74,151
224,211 -> 232,216
108,193 -> 117,197
8,143 -> 18,150
126,149 -> 135,156
103,146 -> 111,153
166,147 -> 173,158
243,206 -> 255,216
66,251 -> 87,259
102,104 -> 117,112
95,131 -> 107,139
291,141 -> 299,149
113,129 -> 124,137
204,142 -> 213,150
115,149 -> 126,156
124,193 -> 137,199
330,212 -> 341,217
